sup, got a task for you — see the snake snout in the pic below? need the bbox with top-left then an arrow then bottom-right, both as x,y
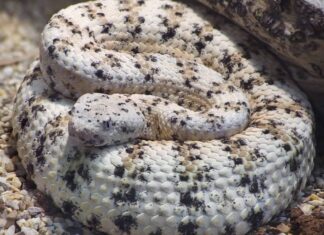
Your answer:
68,93 -> 146,146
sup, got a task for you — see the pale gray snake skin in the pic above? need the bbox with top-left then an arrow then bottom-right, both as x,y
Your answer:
12,0 -> 315,234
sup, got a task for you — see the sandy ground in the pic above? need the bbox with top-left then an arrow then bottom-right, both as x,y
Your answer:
0,0 -> 323,234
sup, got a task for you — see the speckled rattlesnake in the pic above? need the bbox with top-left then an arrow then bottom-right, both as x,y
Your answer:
12,0 -> 315,234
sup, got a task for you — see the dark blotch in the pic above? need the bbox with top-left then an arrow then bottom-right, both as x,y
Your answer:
112,187 -> 138,204
35,134 -> 46,166
178,221 -> 198,235
48,45 -> 56,58
240,79 -> 254,90
194,41 -> 206,54
95,69 -> 105,79
224,146 -> 231,152
101,23 -> 113,34
289,158 -> 298,172
162,27 -> 176,41
180,175 -> 189,181
225,225 -> 234,234
62,200 -> 77,214
247,210 -> 264,229
126,148 -> 134,154
62,170 -> 77,191
114,165 -> 125,178
149,228 -> 162,235
240,174 -> 251,186
114,215 -> 137,234
87,214 -> 101,228
77,164 -> 91,183
180,191 -> 204,211
249,176 -> 260,193
283,144 -> 291,152
233,157 -> 243,165
18,111 -> 29,131
26,163 -> 34,175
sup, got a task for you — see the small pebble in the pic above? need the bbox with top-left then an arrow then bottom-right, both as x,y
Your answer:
5,225 -> 15,235
21,227 -> 39,235
0,218 -> 7,227
298,203 -> 314,215
276,223 -> 290,233
6,200 -> 20,210
17,211 -> 31,220
318,192 -> 324,199
6,210 -> 18,220
2,67 -> 13,77
27,207 -> 43,217
4,161 -> 15,172
6,175 -> 22,189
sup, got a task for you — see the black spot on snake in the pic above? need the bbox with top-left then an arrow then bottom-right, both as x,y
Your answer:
114,215 -> 138,234
247,209 -> 264,229
180,191 -> 205,211
149,228 -> 162,235
62,200 -> 77,215
178,221 -> 198,235
162,27 -> 176,41
18,111 -> 29,131
87,214 -> 101,229
62,170 -> 77,191
48,45 -> 56,58
114,165 -> 125,178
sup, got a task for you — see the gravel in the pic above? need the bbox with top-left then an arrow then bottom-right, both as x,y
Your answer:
0,0 -> 323,234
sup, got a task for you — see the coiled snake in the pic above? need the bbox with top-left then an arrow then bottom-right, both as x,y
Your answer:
12,0 -> 315,234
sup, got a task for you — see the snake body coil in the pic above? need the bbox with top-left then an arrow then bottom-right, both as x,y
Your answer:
12,0 -> 315,234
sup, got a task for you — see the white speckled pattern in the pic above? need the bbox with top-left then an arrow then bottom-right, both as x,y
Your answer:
12,0 -> 315,235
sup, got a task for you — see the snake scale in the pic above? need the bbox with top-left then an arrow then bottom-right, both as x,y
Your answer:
12,0 -> 315,234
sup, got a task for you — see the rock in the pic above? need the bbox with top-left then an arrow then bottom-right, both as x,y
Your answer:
0,218 -> 7,227
0,150 -> 12,171
5,225 -> 15,235
0,177 -> 17,191
318,192 -> 324,198
27,207 -> 43,217
2,67 -> 13,77
308,199 -> 324,207
6,199 -> 20,210
6,210 -> 18,220
4,161 -> 15,172
16,218 -> 41,231
0,166 -> 6,176
16,219 -> 27,229
298,203 -> 314,216
17,211 -> 31,220
20,227 -> 39,235
291,209 -> 324,235
276,223 -> 290,233
7,175 -> 22,189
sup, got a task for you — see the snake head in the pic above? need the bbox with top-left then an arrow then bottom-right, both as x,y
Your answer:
68,93 -> 146,146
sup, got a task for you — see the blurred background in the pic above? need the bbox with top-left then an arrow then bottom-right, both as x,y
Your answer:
0,0 -> 82,68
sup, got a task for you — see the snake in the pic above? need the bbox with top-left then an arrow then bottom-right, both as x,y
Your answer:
12,0 -> 315,234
